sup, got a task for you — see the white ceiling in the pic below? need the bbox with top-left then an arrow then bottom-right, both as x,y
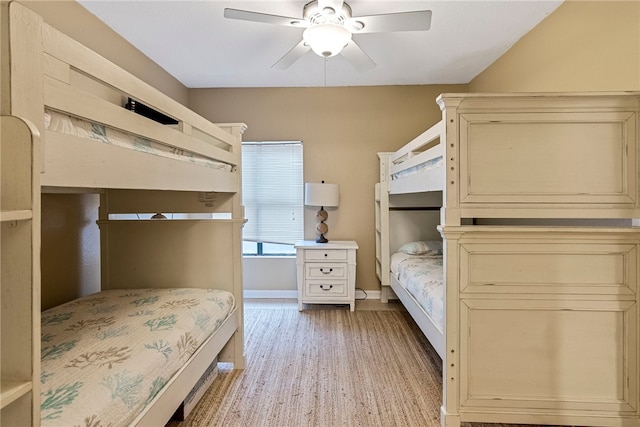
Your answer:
78,1 -> 564,89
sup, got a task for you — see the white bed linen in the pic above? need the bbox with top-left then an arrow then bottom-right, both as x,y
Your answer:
391,156 -> 443,180
391,252 -> 444,332
45,109 -> 233,171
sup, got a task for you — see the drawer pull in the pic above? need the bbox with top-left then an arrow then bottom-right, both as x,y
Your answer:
320,284 -> 333,291
320,268 -> 333,274
324,253 -> 328,257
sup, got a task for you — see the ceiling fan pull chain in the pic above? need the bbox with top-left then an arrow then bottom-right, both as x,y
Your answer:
324,58 -> 328,87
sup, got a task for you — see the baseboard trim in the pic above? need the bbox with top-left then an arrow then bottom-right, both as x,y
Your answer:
356,289 -> 381,300
244,290 -> 298,299
244,289 -> 382,300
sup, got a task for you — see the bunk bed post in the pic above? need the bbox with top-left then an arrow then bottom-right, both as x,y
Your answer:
438,226 -> 462,427
3,6 -> 46,423
216,122 -> 247,369
376,153 -> 392,302
5,2 -> 45,172
219,219 -> 246,369
437,94 -> 463,425
437,96 -> 462,227
217,123 -> 247,221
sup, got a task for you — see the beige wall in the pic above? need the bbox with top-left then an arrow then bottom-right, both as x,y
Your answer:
189,85 -> 465,291
41,194 -> 100,310
469,0 -> 640,92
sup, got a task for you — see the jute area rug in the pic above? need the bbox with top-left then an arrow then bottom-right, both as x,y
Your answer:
167,304 -> 548,427
167,304 -> 443,427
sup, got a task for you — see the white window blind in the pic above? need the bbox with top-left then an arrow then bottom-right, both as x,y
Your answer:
242,141 -> 304,245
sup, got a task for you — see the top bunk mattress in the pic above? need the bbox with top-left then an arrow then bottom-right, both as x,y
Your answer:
45,109 -> 233,171
40,287 -> 235,426
391,156 -> 443,181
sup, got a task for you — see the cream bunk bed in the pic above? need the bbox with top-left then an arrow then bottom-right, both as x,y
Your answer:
1,2 -> 246,426
375,92 -> 640,426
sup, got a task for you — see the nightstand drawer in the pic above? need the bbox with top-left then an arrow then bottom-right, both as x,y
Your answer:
305,280 -> 347,297
305,263 -> 346,279
305,249 -> 347,261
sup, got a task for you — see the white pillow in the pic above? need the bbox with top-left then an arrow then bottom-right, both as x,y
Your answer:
397,240 -> 443,256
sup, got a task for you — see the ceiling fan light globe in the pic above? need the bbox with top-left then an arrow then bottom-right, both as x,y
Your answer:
303,23 -> 352,58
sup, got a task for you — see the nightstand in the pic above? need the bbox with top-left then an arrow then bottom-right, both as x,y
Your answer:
294,240 -> 358,311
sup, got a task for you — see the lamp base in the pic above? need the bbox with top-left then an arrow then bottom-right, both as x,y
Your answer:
315,210 -> 330,243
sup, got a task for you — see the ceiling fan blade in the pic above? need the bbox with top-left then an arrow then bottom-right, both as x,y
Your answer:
272,40 -> 311,69
340,41 -> 376,72
224,8 -> 308,28
347,10 -> 432,34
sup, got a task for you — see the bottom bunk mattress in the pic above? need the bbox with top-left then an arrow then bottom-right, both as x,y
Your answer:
40,287 -> 235,426
391,252 -> 444,332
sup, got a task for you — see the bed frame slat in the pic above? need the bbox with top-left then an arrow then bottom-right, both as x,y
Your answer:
42,131 -> 236,191
41,20 -> 235,149
391,120 -> 443,164
44,76 -> 238,166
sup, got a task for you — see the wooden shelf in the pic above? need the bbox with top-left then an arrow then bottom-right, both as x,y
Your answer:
0,210 -> 32,222
0,380 -> 32,409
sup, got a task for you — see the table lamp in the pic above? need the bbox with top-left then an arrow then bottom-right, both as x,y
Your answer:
305,181 -> 340,243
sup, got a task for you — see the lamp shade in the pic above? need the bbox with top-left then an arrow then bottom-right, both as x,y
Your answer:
305,183 -> 340,207
303,23 -> 352,58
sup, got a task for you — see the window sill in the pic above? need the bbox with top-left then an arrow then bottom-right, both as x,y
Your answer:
243,255 -> 296,259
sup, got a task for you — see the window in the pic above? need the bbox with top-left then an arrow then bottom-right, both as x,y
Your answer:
242,141 -> 303,256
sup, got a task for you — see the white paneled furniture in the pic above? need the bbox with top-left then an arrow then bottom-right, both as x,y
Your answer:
295,240 -> 358,311
375,92 -> 640,426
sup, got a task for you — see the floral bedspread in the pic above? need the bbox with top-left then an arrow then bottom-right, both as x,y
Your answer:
40,288 -> 235,427
395,255 -> 444,332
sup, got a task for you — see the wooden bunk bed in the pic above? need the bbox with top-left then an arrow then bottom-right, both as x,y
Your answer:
375,92 -> 640,426
1,2 -> 246,426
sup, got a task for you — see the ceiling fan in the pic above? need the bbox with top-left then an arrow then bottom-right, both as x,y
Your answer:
224,0 -> 432,72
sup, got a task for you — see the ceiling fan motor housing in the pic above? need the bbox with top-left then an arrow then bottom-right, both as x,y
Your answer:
303,0 -> 353,25
301,1 -> 358,57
